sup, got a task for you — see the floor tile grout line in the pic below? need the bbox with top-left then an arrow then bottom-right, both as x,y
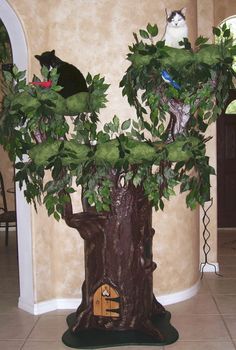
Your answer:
220,314 -> 236,350
204,247 -> 236,350
19,315 -> 41,350
210,278 -> 236,348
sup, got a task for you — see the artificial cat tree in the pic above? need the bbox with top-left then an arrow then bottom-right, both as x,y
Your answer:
0,24 -> 235,348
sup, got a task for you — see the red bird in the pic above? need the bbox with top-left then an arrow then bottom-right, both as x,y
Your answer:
30,80 -> 52,88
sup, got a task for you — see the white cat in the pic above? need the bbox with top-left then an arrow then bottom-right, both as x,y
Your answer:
163,8 -> 188,48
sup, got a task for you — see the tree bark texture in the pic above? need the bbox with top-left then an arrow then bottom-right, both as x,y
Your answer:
62,170 -> 166,340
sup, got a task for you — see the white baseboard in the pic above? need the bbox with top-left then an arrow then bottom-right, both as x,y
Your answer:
155,278 -> 200,306
19,279 -> 201,315
18,297 -> 36,314
18,296 -> 81,315
200,262 -> 219,273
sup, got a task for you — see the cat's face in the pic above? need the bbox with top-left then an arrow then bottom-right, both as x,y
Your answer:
35,50 -> 56,69
166,8 -> 186,28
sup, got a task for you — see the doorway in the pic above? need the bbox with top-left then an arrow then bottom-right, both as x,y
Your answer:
0,19 -> 15,234
217,15 -> 236,228
217,90 -> 236,227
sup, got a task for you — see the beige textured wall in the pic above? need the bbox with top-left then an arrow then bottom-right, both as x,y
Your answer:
8,0 -> 204,303
153,189 -> 200,296
214,0 -> 236,26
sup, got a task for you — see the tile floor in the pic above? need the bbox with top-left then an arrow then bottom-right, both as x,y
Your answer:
0,229 -> 236,350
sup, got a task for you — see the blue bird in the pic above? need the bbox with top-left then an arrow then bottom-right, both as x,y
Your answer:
161,70 -> 181,90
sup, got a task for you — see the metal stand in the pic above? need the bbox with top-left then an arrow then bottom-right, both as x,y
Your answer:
200,198 -> 222,278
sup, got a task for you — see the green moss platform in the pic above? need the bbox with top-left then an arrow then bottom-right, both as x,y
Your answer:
62,311 -> 179,349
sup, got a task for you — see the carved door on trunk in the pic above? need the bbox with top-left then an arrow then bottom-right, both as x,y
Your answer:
93,284 -> 120,318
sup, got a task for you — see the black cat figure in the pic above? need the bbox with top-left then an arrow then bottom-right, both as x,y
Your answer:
35,50 -> 88,98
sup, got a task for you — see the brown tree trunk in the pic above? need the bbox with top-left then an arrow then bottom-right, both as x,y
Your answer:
62,170 -> 166,340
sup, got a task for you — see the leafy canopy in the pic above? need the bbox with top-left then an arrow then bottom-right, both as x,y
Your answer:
0,24 -> 235,220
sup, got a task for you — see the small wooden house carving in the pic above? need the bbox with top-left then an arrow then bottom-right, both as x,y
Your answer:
93,284 -> 120,318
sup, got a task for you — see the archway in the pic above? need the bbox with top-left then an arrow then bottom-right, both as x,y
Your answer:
0,0 -> 34,313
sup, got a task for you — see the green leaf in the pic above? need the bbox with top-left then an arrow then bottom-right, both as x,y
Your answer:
15,162 -> 25,169
195,36 -> 209,47
133,174 -> 142,187
159,199 -> 164,210
223,29 -> 231,38
113,115 -> 120,129
52,85 -> 63,92
66,187 -> 76,193
121,119 -> 131,130
86,72 -> 92,85
97,131 -> 110,143
139,29 -> 149,39
16,70 -> 26,80
12,65 -> 18,76
230,46 -> 236,56
222,23 -> 227,32
54,211 -> 60,221
158,123 -> 164,135
213,27 -> 221,37
224,57 -> 233,64
102,203 -> 110,211
147,23 -> 158,37
125,171 -> 133,182
3,70 -> 13,83
52,158 -> 62,179
41,65 -> 49,79
95,202 -> 103,212
103,124 -> 110,133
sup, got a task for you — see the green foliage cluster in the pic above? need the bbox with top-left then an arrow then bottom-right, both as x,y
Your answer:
0,24 -> 235,220
120,24 -> 236,130
0,65 -> 111,219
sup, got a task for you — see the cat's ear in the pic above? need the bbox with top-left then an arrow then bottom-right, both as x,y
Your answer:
35,55 -> 41,61
51,49 -> 55,55
180,7 -> 187,16
165,8 -> 172,18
